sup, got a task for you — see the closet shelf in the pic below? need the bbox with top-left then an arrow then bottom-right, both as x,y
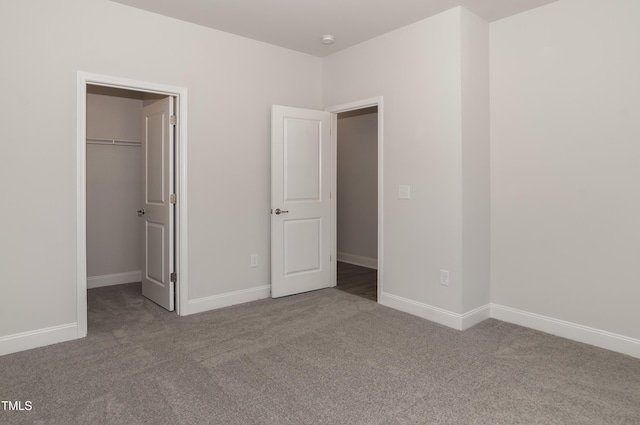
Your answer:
86,137 -> 141,147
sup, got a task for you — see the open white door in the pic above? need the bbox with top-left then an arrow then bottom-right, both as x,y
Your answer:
271,105 -> 331,298
140,97 -> 175,310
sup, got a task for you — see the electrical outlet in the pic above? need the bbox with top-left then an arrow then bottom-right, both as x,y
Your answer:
250,254 -> 259,268
399,185 -> 410,200
440,269 -> 449,286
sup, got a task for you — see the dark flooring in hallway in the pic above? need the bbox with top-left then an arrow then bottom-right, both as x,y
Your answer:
336,261 -> 377,302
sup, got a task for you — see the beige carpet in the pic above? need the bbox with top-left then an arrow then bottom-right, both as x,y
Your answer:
1,282 -> 639,424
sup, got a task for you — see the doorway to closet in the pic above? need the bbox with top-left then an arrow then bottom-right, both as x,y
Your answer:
86,84 -> 176,312
76,72 -> 189,338
335,106 -> 379,301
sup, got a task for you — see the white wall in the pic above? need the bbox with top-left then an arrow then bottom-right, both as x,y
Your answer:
86,92 -> 143,281
491,0 -> 640,340
324,7 -> 490,325
0,0 -> 321,348
337,109 -> 378,266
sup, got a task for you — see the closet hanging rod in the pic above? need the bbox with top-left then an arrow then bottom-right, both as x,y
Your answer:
86,137 -> 141,147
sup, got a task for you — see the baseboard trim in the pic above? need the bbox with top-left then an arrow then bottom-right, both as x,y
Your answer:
87,270 -> 141,289
380,291 -> 490,331
0,323 -> 79,357
186,285 -> 271,316
337,252 -> 377,269
461,304 -> 492,330
491,304 -> 640,359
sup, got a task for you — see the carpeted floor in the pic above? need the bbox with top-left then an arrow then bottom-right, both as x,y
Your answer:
1,282 -> 639,424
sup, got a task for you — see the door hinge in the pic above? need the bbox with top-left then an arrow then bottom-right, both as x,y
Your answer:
170,272 -> 177,283
170,115 -> 177,126
170,193 -> 177,204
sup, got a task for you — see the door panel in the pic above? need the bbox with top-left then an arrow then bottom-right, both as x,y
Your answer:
141,97 -> 174,311
284,118 -> 321,201
284,218 -> 321,275
145,222 -> 165,284
271,105 -> 331,298
145,112 -> 165,204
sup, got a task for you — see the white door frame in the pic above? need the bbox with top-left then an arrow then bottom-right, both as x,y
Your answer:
76,71 -> 189,337
326,97 -> 384,301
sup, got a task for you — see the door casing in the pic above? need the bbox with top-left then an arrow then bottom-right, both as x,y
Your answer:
76,72 -> 189,337
326,97 -> 384,301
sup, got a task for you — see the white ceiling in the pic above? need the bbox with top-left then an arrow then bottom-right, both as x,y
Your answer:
110,0 -> 558,57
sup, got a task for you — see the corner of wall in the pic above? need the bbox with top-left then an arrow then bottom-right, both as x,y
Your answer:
460,6 -> 491,314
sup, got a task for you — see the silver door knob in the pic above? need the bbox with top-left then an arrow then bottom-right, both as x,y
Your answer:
274,208 -> 289,215
137,209 -> 146,216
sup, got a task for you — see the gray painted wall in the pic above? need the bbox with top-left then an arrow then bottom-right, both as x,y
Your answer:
491,0 -> 640,339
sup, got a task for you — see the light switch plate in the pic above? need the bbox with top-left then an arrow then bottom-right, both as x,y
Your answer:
399,185 -> 410,199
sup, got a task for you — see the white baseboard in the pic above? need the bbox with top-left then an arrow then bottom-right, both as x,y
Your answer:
337,252 -> 377,269
87,270 -> 141,289
186,285 -> 271,316
379,291 -> 490,331
4,292 -> 636,361
0,323 -> 79,357
491,304 -> 640,359
378,294 -> 640,358
462,304 -> 492,330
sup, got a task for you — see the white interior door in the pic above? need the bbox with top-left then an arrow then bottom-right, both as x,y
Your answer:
141,97 -> 175,310
271,105 -> 331,298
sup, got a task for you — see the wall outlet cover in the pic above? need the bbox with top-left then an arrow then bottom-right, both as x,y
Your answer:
399,185 -> 410,199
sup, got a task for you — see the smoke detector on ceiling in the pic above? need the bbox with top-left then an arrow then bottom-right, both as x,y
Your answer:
321,34 -> 335,45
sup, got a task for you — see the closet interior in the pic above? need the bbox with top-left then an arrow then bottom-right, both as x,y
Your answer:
86,85 -> 164,289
